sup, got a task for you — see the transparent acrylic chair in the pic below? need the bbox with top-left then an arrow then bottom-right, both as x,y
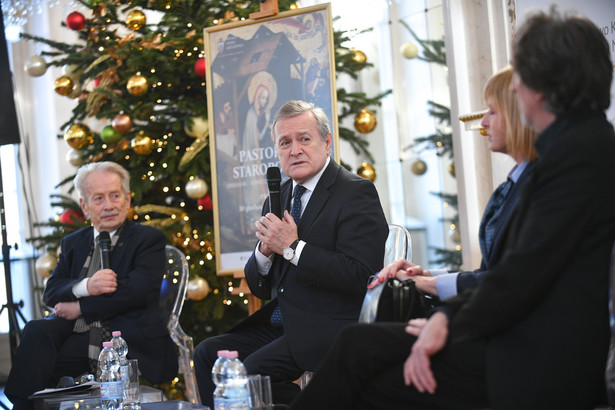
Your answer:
358,224 -> 413,324
159,245 -> 201,404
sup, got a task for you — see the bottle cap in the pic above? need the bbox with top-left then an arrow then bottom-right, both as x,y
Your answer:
103,341 -> 113,348
112,331 -> 121,337
227,351 -> 239,359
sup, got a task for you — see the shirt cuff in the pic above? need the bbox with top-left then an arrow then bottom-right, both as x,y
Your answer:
72,278 -> 90,298
255,242 -> 274,275
435,272 -> 459,301
430,268 -> 449,277
289,240 -> 306,266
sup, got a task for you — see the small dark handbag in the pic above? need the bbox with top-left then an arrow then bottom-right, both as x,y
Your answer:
360,278 -> 438,323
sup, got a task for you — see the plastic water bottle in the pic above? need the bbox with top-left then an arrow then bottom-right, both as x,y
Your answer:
111,331 -> 129,392
99,341 -> 123,410
213,350 -> 249,410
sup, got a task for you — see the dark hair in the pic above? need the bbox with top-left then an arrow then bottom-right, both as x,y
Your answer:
512,6 -> 612,115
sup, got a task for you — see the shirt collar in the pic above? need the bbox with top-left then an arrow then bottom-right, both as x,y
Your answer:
293,156 -> 330,194
508,160 -> 528,183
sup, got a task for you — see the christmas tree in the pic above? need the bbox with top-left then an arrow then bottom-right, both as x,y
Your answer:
24,0 -> 388,347
400,20 -> 462,271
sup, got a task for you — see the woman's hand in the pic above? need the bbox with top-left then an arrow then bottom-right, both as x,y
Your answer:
367,258 -> 429,289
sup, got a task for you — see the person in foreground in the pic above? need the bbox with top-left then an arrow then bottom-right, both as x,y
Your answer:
291,7 -> 615,409
370,65 -> 537,301
5,161 -> 178,410
193,100 -> 388,407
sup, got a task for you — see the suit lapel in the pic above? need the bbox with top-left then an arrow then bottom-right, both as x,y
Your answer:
297,160 -> 338,236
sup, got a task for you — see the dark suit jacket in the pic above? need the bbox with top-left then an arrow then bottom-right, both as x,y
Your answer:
446,112 -> 615,408
43,220 -> 178,384
242,160 -> 388,370
456,161 -> 536,293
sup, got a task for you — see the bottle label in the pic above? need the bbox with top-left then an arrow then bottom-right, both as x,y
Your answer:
100,381 -> 123,400
214,398 -> 249,410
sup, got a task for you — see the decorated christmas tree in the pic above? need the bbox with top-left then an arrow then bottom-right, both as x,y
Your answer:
23,0 -> 388,350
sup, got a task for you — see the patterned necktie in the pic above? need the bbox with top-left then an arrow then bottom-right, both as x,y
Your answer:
291,185 -> 306,224
479,178 -> 514,261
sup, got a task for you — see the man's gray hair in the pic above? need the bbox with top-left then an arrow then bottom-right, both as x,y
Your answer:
271,100 -> 331,141
74,161 -> 130,201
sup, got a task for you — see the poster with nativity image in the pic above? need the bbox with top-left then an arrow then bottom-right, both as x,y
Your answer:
205,4 -> 339,274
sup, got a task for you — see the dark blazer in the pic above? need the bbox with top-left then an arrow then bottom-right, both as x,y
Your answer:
456,161 -> 536,293
446,112 -> 615,408
43,220 -> 178,384
243,159 -> 388,370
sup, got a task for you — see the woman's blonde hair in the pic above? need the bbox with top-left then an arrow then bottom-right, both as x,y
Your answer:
483,65 -> 538,161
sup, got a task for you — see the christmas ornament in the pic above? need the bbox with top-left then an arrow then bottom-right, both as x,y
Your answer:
24,55 -> 47,77
62,64 -> 80,77
449,226 -> 461,244
351,48 -> 367,69
126,74 -> 149,96
126,9 -> 146,31
197,194 -> 213,210
66,11 -> 86,31
94,76 -> 101,87
400,42 -> 418,59
185,177 -> 208,199
131,132 -> 154,155
411,159 -> 428,175
64,123 -> 94,149
354,108 -> 377,134
194,58 -> 206,77
184,116 -> 209,138
357,162 -> 376,182
35,252 -> 57,278
112,113 -> 133,134
101,125 -> 122,144
54,76 -> 75,96
66,148 -> 84,167
60,208 -> 85,225
69,81 -> 82,99
448,162 -> 455,177
187,276 -> 210,301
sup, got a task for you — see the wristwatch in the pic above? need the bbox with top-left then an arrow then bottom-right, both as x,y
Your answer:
283,240 -> 300,261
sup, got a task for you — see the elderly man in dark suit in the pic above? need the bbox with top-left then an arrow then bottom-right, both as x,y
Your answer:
5,161 -> 177,410
290,6 -> 615,410
193,100 -> 388,407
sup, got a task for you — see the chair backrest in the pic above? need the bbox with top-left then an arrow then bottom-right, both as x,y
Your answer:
383,224 -> 412,266
358,224 -> 412,323
159,245 -> 189,324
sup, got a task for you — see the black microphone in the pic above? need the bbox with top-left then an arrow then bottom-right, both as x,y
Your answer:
98,231 -> 111,269
266,166 -> 282,218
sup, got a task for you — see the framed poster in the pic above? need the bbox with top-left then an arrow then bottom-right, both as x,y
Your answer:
205,4 -> 339,275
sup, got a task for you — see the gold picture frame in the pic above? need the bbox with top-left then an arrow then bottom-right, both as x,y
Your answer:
205,4 -> 339,275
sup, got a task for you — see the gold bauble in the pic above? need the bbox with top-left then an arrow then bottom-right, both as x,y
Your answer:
448,162 -> 456,177
126,9 -> 146,30
184,116 -> 209,138
35,252 -> 57,277
131,132 -> 154,155
185,177 -> 209,199
126,74 -> 149,96
66,148 -> 84,167
354,108 -> 377,134
69,81 -> 82,99
357,162 -> 376,182
54,75 -> 75,96
411,159 -> 428,175
400,42 -> 418,59
64,123 -> 94,150
187,277 -> 210,301
351,48 -> 367,70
